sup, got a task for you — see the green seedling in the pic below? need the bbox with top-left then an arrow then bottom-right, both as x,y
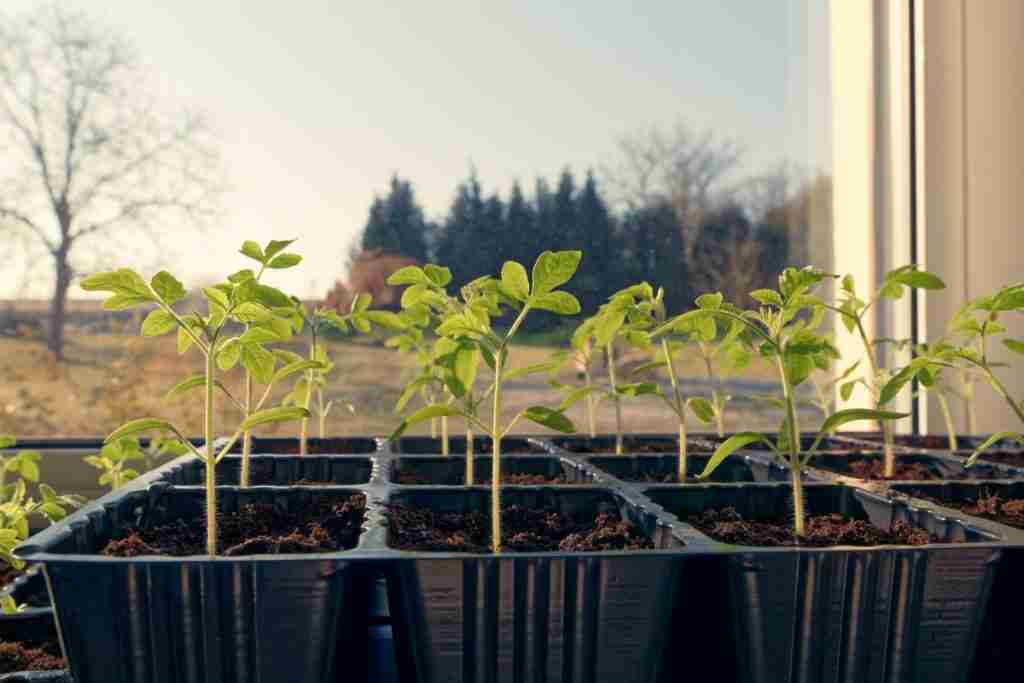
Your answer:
570,285 -> 659,454
909,283 -> 1024,463
830,266 -> 945,477
84,436 -> 189,492
285,294 -> 405,455
82,262 -> 318,555
0,436 -> 81,612
692,268 -> 906,535
685,312 -> 753,436
391,252 -> 583,551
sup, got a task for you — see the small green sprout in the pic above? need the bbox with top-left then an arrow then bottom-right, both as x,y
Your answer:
829,266 -> 945,477
83,436 -> 188,492
693,268 -> 906,536
82,259 -> 317,555
0,436 -> 82,611
390,252 -> 583,551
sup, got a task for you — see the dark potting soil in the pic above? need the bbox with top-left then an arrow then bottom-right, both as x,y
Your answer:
688,507 -> 938,547
844,459 -> 941,481
0,567 -> 47,609
938,493 -> 1024,530
477,441 -> 548,455
102,495 -> 366,557
388,504 -> 653,553
394,471 -> 567,485
0,641 -> 64,674
561,439 -> 678,455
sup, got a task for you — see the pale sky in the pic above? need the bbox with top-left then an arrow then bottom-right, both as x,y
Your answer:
4,0 -> 831,299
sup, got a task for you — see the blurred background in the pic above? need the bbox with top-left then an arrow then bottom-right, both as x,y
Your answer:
0,1 -> 834,438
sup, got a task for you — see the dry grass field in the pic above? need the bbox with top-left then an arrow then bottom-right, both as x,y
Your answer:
0,331 -> 808,440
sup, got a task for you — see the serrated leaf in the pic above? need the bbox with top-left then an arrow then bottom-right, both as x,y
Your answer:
697,433 -> 774,479
264,239 -> 297,259
239,406 -> 310,432
424,264 -> 452,287
531,291 -> 581,315
141,309 -> 177,337
501,261 -> 530,301
241,343 -> 276,383
239,327 -> 282,345
203,286 -> 230,311
523,407 -> 575,433
531,251 -> 581,295
151,271 -> 186,305
387,265 -> 430,286
233,302 -> 273,323
217,338 -> 242,370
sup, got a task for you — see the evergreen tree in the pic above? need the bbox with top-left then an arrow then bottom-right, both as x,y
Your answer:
505,181 -> 539,268
620,202 -> 688,312
573,170 -> 615,313
360,174 -> 430,262
552,169 -> 578,252
435,171 -> 487,290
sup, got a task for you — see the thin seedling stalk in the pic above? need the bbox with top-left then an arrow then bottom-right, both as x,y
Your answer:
240,375 -> 254,487
776,353 -> 805,536
936,392 -> 958,451
854,318 -> 896,477
317,388 -> 326,438
962,370 -> 978,434
204,350 -> 218,556
491,350 -> 504,551
661,339 -> 687,481
701,347 -> 726,436
584,365 -> 597,438
606,341 -> 623,455
465,428 -> 474,485
299,326 -> 318,455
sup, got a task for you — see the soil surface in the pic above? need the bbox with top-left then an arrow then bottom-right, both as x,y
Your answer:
0,641 -> 64,674
388,504 -> 653,553
559,439 -> 684,454
688,507 -> 938,547
102,495 -> 366,557
946,493 -> 1024,530
845,459 -> 941,481
477,441 -> 548,455
394,471 -> 567,485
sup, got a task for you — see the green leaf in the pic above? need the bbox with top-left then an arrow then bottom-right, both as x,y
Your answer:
531,251 -> 581,295
966,432 -> 1024,467
217,337 -> 242,370
750,289 -> 783,307
272,359 -> 325,384
697,433 -> 774,479
239,406 -> 311,432
558,386 -> 594,411
530,291 -> 581,315
364,310 -> 407,331
616,382 -> 661,397
141,309 -> 177,337
453,345 -> 479,395
203,286 -> 230,311
18,459 -> 39,482
241,344 -> 276,383
164,374 -> 205,400
105,419 -> 177,444
840,380 -> 856,402
350,292 -> 372,313
233,302 -> 273,323
879,281 -> 904,300
695,292 -> 724,310
631,360 -> 668,375
390,404 -> 463,438
240,241 -> 265,262
253,284 -> 292,308
819,408 -> 908,435
504,361 -> 562,382
890,268 -> 945,290
387,265 -> 430,286
263,239 -> 296,260
424,264 -> 452,287
688,397 -> 715,423
1004,339 -> 1024,355
266,253 -> 303,269
879,366 -> 915,406
785,353 -> 814,387
239,327 -> 282,345
177,325 -> 194,354
80,269 -> 151,297
501,261 -> 531,301
522,407 -> 575,433
595,309 -> 627,347
0,436 -> 14,450
151,271 -> 186,304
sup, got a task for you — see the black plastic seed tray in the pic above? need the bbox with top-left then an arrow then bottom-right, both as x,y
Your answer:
14,437 -> 1024,683
0,565 -> 56,644
806,450 -> 1024,482
388,435 -> 552,455
581,452 -> 795,485
389,454 -> 595,486
547,433 -> 717,455
159,454 -> 376,486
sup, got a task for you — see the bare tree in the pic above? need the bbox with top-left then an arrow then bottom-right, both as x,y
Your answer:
602,120 -> 747,297
0,5 -> 220,360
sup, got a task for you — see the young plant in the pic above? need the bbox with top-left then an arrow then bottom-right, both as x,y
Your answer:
83,436 -> 189,492
909,283 -> 1024,463
284,295 -> 406,455
0,436 -> 81,612
570,286 -> 657,454
831,266 -> 946,477
81,263 -> 317,555
232,239 -> 303,482
686,307 -> 753,436
691,268 -> 905,535
391,252 -> 583,551
610,283 -> 719,480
